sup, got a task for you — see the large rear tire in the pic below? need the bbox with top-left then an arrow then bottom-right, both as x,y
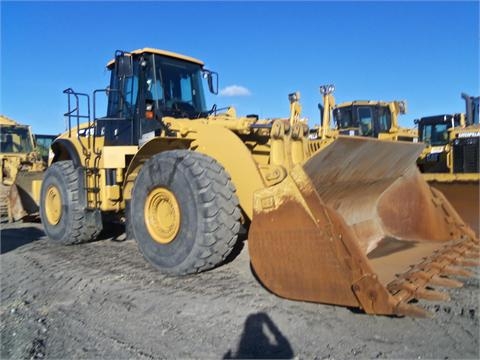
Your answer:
130,150 -> 241,275
40,161 -> 102,245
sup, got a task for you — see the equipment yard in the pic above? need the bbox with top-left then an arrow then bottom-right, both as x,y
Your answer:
1,220 -> 478,359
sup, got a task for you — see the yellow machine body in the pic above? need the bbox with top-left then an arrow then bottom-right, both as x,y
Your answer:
313,87 -> 418,143
0,115 -> 47,221
418,123 -> 480,235
43,49 -> 478,317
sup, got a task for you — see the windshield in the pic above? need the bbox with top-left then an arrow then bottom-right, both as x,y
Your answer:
333,107 -> 354,128
154,55 -> 208,117
35,134 -> 57,161
0,125 -> 34,153
419,123 -> 449,146
334,106 -> 375,136
418,115 -> 459,146
357,107 -> 374,136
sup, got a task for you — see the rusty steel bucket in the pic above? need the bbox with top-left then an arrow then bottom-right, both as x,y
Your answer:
248,137 -> 478,317
426,180 -> 479,237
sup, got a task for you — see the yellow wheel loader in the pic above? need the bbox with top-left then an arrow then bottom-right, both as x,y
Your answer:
416,93 -> 479,235
0,115 -> 55,221
40,48 -> 478,317
312,84 -> 418,142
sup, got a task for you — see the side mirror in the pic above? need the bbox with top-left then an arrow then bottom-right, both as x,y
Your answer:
204,70 -> 218,95
115,51 -> 133,78
397,100 -> 407,114
333,108 -> 340,123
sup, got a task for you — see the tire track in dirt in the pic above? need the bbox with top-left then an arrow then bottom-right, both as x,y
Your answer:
1,222 -> 479,359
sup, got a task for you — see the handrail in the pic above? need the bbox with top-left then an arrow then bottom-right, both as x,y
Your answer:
63,88 -> 91,155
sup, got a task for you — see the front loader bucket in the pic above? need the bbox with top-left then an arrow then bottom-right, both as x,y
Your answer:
426,180 -> 479,237
249,137 -> 478,316
11,170 -> 44,219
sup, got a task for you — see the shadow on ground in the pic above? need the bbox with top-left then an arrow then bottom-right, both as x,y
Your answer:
0,226 -> 45,254
97,221 -> 127,242
224,312 -> 294,359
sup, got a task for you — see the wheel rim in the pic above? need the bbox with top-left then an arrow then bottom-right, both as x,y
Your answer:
45,185 -> 62,225
144,187 -> 181,244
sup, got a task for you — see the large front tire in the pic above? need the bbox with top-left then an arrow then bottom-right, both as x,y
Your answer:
40,161 -> 102,245
130,150 -> 241,275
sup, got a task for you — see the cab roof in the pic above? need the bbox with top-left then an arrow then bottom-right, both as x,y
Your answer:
336,100 -> 392,108
106,48 -> 204,68
0,115 -> 24,126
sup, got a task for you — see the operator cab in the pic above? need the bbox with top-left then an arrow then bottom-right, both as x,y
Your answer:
333,103 -> 392,137
0,125 -> 34,153
416,114 -> 462,146
96,49 -> 218,146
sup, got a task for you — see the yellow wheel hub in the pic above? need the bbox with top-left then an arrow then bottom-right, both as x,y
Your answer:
144,187 -> 181,244
45,185 -> 62,225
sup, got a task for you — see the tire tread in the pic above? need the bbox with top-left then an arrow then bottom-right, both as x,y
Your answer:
41,161 -> 101,245
132,150 -> 241,275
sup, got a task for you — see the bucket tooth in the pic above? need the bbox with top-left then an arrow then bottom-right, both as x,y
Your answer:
462,249 -> 480,259
394,302 -> 432,318
428,275 -> 463,288
393,281 -> 449,301
463,243 -> 480,252
455,243 -> 479,255
415,288 -> 450,302
436,253 -> 459,263
454,258 -> 480,267
414,253 -> 476,279
400,270 -> 432,286
402,271 -> 463,289
435,251 -> 480,267
440,265 -> 474,278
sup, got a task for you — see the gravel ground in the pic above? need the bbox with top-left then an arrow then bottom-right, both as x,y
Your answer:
0,220 -> 479,359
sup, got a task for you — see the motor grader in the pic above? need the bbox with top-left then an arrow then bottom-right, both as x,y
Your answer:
0,115 -> 52,221
416,93 -> 479,235
40,48 -> 478,317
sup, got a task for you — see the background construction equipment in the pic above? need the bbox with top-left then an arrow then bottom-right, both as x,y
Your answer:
312,85 -> 417,142
0,115 -> 57,221
416,93 -> 479,235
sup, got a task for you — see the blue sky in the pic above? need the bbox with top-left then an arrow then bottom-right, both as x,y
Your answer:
1,1 -> 479,135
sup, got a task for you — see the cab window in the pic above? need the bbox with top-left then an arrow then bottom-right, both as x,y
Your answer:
333,108 -> 354,128
377,107 -> 391,133
107,60 -> 139,118
421,123 -> 449,145
358,107 -> 373,136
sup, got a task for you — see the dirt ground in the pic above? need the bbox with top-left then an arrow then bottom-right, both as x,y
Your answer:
0,220 -> 479,359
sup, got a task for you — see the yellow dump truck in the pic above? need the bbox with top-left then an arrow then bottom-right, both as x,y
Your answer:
0,115 -> 55,221
39,49 -> 477,317
416,93 -> 479,235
